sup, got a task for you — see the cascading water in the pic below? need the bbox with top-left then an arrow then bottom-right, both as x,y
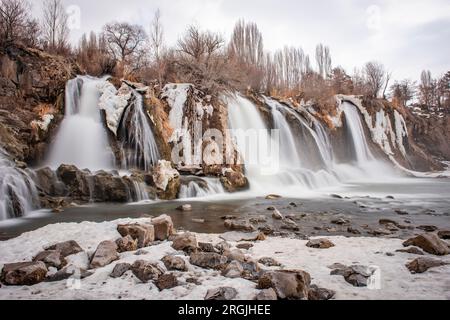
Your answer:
0,148 -> 38,220
179,177 -> 225,199
47,76 -> 114,170
118,91 -> 160,171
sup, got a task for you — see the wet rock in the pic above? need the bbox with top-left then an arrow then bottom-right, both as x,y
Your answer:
152,215 -> 175,241
221,215 -> 237,220
198,242 -> 217,253
306,238 -> 335,249
258,257 -> 281,267
272,209 -> 284,220
331,218 -> 350,225
90,241 -> 119,269
258,270 -> 311,300
267,206 -> 276,211
347,227 -> 361,235
255,288 -> 278,301
224,219 -> 256,232
368,228 -> 392,236
176,204 -> 192,212
222,261 -> 244,278
131,260 -> 164,283
265,194 -> 282,200
438,230 -> 450,240
190,252 -> 228,270
91,172 -> 131,203
161,255 -> 188,271
110,263 -> 131,278
330,194 -> 343,199
155,273 -> 178,290
417,225 -> 438,232
249,215 -> 267,224
56,165 -> 90,199
236,243 -> 254,250
117,223 -> 155,248
33,250 -> 67,269
205,287 -> 238,300
281,218 -> 299,231
152,161 -> 181,200
308,285 -> 336,301
1,262 -> 48,286
220,169 -> 249,193
396,247 -> 425,255
395,209 -> 409,215
406,257 -> 449,274
386,196 -> 395,199
116,235 -> 138,253
259,225 -> 275,235
289,202 -> 298,207
46,240 -> 83,258
403,233 -> 449,256
330,265 -> 374,287
172,232 -> 198,253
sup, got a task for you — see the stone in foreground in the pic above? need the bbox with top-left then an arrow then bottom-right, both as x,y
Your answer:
406,257 -> 449,274
156,273 -> 178,290
161,255 -> 188,271
90,240 -> 119,269
110,263 -> 131,278
117,223 -> 155,248
403,233 -> 449,256
205,287 -> 238,300
46,240 -> 84,257
190,252 -> 228,270
152,215 -> 175,241
131,260 -> 164,283
308,285 -> 336,300
33,250 -> 67,269
172,232 -> 198,253
1,262 -> 48,286
306,238 -> 335,249
258,270 -> 311,300
255,288 -> 278,301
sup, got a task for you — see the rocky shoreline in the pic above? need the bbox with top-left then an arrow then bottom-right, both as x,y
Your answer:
0,214 -> 449,300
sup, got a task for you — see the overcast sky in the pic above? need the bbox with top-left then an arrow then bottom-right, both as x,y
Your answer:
31,0 -> 450,81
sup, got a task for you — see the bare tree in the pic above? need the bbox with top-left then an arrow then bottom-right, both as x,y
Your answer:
0,0 -> 38,47
419,70 -> 438,108
438,71 -> 450,111
177,25 -> 223,64
149,9 -> 165,87
229,20 -> 264,67
315,43 -> 332,78
41,0 -> 69,54
364,61 -> 387,98
390,79 -> 416,107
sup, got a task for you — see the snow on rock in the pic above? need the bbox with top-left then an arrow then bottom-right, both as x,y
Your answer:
31,114 -> 54,132
1,219 -> 450,300
152,160 -> 180,191
97,81 -> 132,135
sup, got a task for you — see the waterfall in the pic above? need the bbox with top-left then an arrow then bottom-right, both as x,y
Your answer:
118,91 -> 160,171
179,177 -> 225,199
0,148 -> 38,220
342,102 -> 375,163
47,76 -> 114,171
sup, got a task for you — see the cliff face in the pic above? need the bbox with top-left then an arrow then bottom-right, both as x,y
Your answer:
0,45 -> 79,163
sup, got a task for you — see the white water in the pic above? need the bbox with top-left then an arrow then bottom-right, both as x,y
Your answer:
0,148 -> 38,220
118,91 -> 160,171
179,178 -> 225,199
47,76 -> 114,171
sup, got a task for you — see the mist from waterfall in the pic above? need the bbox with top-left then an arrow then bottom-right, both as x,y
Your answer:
47,76 -> 114,171
0,148 -> 38,220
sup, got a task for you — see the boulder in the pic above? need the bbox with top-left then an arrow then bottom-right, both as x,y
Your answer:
152,215 -> 175,241
33,250 -> 67,269
161,255 -> 188,271
116,236 -> 138,253
220,169 -> 249,193
46,240 -> 83,257
56,165 -> 90,199
403,233 -> 449,256
172,232 -> 198,253
255,288 -> 278,301
222,261 -> 244,279
224,219 -> 256,232
198,242 -> 217,253
438,230 -> 450,240
281,218 -> 299,231
152,161 -> 180,200
306,238 -> 335,249
331,265 -> 374,287
155,273 -> 178,291
258,270 -> 311,300
90,172 -> 130,203
131,260 -> 164,283
258,257 -> 281,267
308,285 -> 336,301
190,252 -> 228,270
272,209 -> 284,220
176,204 -> 192,212
406,257 -> 449,274
205,287 -> 238,301
1,262 -> 48,286
110,263 -> 131,278
89,241 -> 119,269
117,223 -> 155,248
417,225 -> 438,232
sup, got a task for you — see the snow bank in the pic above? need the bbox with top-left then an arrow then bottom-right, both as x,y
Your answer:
1,219 -> 449,300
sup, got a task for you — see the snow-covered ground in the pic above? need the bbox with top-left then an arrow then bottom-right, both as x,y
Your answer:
0,219 -> 449,300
